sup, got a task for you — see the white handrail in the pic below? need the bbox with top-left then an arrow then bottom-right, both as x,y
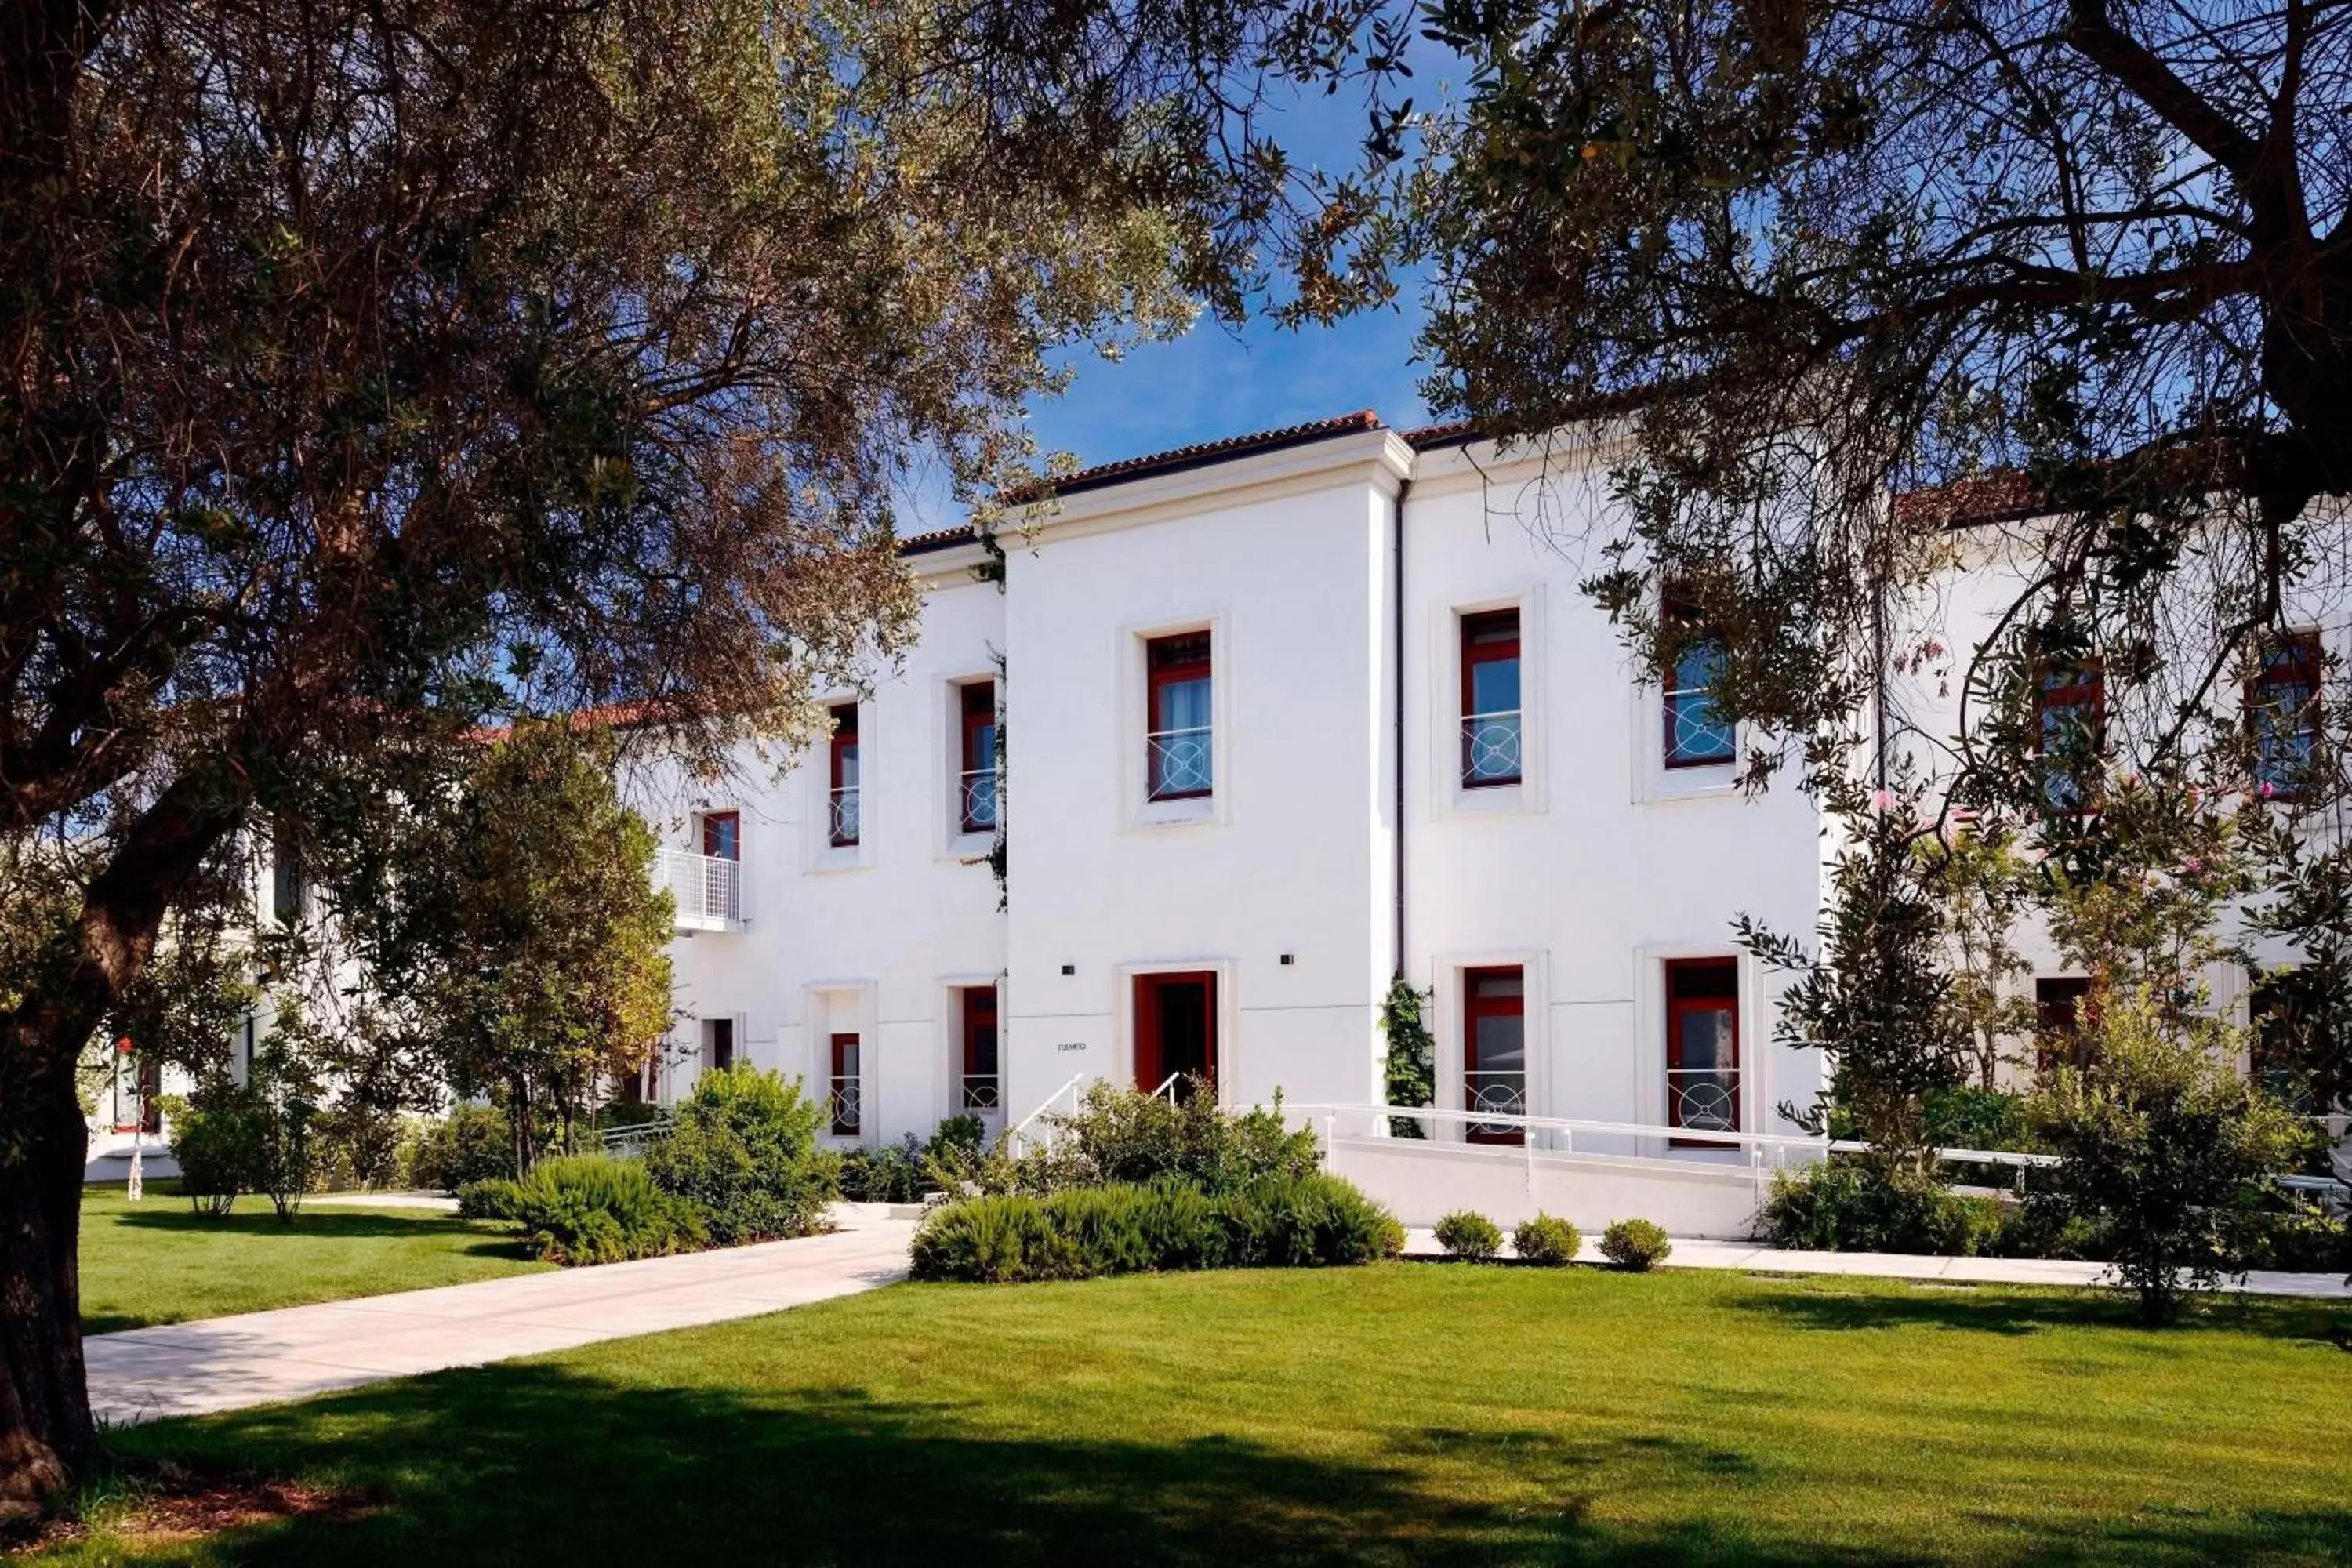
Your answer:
1297,1100 -> 2352,1200
1149,1073 -> 1181,1103
1287,1101 -> 2062,1169
1007,1072 -> 1088,1152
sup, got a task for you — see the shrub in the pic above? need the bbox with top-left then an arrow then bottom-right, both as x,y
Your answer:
1760,1160 -> 2005,1256
455,1177 -> 521,1221
493,1155 -> 703,1265
1433,1210 -> 1503,1261
1600,1218 -> 1672,1271
406,1105 -> 521,1190
2027,986 -> 2311,1323
840,1134 -> 927,1203
1217,1173 -> 1405,1268
1015,1082 -> 1321,1196
310,1100 -> 406,1192
642,1065 -> 838,1243
1923,1085 -> 2034,1152
909,1173 -> 1401,1283
929,1114 -> 987,1160
162,1087 -> 266,1216
1512,1213 -> 1582,1265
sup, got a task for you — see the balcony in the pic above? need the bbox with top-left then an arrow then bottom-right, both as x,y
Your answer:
1668,1066 -> 1740,1133
959,768 -> 999,834
1146,724 -> 1213,800
655,848 -> 744,932
829,785 -> 861,847
1461,710 -> 1522,786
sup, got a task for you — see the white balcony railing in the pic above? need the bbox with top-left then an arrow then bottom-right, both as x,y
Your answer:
1461,710 -> 1523,786
959,768 -> 999,833
655,848 -> 742,928
829,1076 -> 861,1136
959,1073 -> 1000,1112
1465,1068 -> 1526,1137
829,786 -> 861,846
1668,1066 -> 1740,1133
1146,725 -> 1213,800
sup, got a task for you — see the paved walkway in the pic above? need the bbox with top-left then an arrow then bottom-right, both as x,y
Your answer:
1399,1229 -> 2352,1298
87,1216 -> 916,1427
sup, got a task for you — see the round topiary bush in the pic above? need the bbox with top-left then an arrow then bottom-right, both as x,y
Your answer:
1433,1209 -> 1504,1261
1599,1218 -> 1672,1271
1512,1213 -> 1581,1265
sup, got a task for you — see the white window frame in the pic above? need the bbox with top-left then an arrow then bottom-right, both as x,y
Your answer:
808,694 -> 877,873
1632,944 -> 1762,1157
1429,949 -> 1548,1142
1430,589 -> 1547,819
1120,613 -> 1232,832
938,674 -> 1000,860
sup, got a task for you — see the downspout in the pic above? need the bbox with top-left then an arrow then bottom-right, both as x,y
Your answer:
1392,472 -> 1412,980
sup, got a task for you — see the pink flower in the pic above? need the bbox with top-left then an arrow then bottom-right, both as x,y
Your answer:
1869,788 -> 1896,811
2260,781 -> 2276,799
2182,856 -> 2203,874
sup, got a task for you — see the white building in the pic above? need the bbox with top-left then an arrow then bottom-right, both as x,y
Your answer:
630,410 -> 1836,1167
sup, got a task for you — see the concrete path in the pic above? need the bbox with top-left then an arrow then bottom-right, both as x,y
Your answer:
87,1217 -> 916,1428
1399,1229 -> 2352,1298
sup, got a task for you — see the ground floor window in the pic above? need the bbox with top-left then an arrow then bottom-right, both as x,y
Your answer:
829,1033 -> 861,1136
703,1017 -> 735,1074
1134,971 -> 1216,1102
1665,959 -> 1739,1134
960,986 -> 1000,1112
1464,967 -> 1526,1144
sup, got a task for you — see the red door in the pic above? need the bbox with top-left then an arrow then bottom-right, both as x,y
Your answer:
1134,972 -> 1216,1100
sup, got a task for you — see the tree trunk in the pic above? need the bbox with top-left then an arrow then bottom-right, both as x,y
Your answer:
0,774 -> 242,1514
0,1050 -> 96,1523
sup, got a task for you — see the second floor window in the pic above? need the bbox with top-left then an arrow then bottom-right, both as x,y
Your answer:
2035,659 -> 2104,814
1664,603 -> 1737,768
1461,609 -> 1523,787
1146,632 -> 1213,800
700,810 -> 739,861
828,703 -> 861,847
960,681 -> 999,833
2249,633 -> 2321,800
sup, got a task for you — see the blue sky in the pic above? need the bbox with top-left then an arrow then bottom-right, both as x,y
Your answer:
896,54 -> 1458,532
1026,292 -> 1434,471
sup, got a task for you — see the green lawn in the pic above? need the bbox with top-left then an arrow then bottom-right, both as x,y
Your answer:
49,1263 -> 2352,1565
79,1185 -> 549,1334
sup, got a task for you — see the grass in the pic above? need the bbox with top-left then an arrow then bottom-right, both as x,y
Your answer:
79,1184 -> 549,1334
44,1263 -> 2352,1565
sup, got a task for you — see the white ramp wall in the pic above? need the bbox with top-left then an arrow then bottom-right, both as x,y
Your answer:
1326,1136 -> 1772,1239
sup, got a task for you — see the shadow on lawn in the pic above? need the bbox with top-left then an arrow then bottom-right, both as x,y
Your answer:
103,1209 -> 493,1242
94,1362 -> 2352,1567
1724,1276 -> 2351,1345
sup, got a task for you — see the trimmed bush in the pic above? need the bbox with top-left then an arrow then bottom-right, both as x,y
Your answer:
405,1105 -> 522,1190
494,1156 -> 704,1265
1600,1218 -> 1672,1271
643,1065 -> 839,1244
909,1172 -> 1402,1283
1512,1213 -> 1581,1265
1761,1160 -> 2005,1257
1433,1210 -> 1503,1261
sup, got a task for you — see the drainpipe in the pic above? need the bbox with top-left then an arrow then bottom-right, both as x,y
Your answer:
1392,473 -> 1412,981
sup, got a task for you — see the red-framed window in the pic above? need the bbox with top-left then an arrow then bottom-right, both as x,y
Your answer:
2249,633 -> 2322,801
1463,967 -> 1526,1144
1145,632 -> 1213,800
1461,610 -> 1523,788
700,810 -> 740,861
2034,658 -> 2104,814
960,985 -> 1000,1112
829,1032 -> 862,1136
828,703 -> 861,847
2035,976 -> 2094,1071
1663,598 -> 1736,768
960,681 -> 999,833
1665,959 -> 1739,1134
